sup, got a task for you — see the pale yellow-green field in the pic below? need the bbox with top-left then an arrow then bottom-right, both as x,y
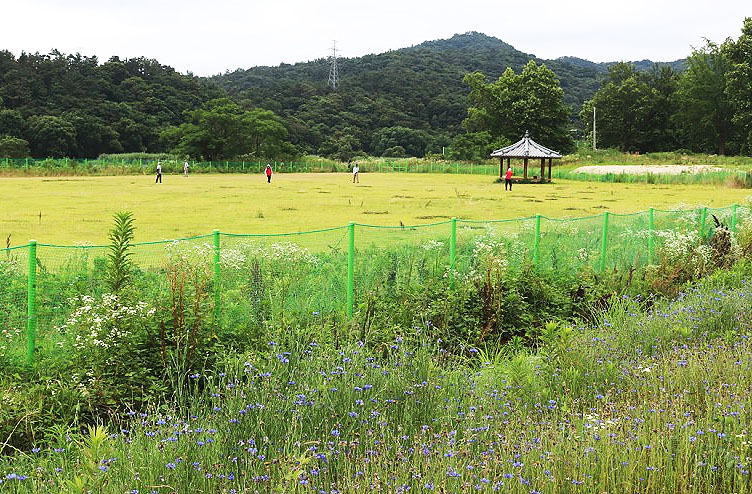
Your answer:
1,173 -> 749,245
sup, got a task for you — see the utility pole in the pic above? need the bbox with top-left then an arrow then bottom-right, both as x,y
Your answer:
593,106 -> 597,151
328,41 -> 339,90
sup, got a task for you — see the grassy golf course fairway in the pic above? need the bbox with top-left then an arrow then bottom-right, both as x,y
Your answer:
1,172 -> 749,245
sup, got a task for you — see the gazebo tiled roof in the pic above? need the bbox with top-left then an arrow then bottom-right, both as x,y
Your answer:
490,131 -> 562,159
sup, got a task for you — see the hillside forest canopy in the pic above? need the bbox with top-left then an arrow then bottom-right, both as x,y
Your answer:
0,18 -> 750,161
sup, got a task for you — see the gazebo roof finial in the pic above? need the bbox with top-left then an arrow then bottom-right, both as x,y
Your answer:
490,132 -> 562,159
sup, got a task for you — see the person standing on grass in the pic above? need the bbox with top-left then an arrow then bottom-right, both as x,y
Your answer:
352,163 -> 360,183
265,164 -> 273,183
504,166 -> 513,191
183,161 -> 189,177
156,161 -> 162,184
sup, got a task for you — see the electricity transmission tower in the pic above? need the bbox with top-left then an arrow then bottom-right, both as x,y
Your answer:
328,41 -> 339,90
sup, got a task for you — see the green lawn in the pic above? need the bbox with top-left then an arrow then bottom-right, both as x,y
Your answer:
1,172 -> 749,245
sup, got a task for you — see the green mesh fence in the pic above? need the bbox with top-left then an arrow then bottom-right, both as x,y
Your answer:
455,217 -> 537,273
0,157 -> 503,176
1,204 -> 749,365
353,221 -> 452,311
219,227 -> 350,331
0,245 -> 28,363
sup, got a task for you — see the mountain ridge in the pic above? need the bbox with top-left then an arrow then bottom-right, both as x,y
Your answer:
209,31 -> 686,154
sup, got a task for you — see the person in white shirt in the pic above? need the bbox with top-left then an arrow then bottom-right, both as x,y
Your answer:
155,162 -> 162,183
352,163 -> 360,183
183,161 -> 189,177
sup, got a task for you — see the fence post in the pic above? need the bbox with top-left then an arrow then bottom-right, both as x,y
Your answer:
449,217 -> 457,284
648,207 -> 654,264
347,222 -> 355,318
27,240 -> 37,366
213,230 -> 221,321
732,203 -> 738,233
533,214 -> 541,268
699,206 -> 707,237
599,211 -> 609,272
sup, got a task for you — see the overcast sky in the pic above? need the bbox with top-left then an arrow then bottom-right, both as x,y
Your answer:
2,0 -> 749,76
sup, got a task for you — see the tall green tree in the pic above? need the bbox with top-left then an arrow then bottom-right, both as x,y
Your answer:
639,65 -> 679,151
65,110 -> 123,157
447,131 -> 509,161
370,126 -> 429,157
176,98 -> 244,160
463,60 -> 574,153
172,98 -> 292,160
26,115 -> 76,157
242,108 -> 290,158
318,128 -> 361,162
0,136 -> 29,157
723,17 -> 752,153
580,63 -> 679,152
675,41 -> 735,154
0,109 -> 25,138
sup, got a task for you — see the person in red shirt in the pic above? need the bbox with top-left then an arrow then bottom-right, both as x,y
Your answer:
504,166 -> 513,191
265,164 -> 273,183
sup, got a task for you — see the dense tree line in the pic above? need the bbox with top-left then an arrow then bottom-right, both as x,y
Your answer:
2,32 -> 609,160
452,60 -> 575,160
580,17 -> 752,155
0,51 -> 223,158
4,21 -> 751,161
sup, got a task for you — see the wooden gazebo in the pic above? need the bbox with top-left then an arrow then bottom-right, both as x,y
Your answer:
490,131 -> 562,181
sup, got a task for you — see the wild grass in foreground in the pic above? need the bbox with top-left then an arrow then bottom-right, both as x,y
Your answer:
1,278 -> 751,493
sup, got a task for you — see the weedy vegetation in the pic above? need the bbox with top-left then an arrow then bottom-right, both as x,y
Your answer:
1,196 -> 752,493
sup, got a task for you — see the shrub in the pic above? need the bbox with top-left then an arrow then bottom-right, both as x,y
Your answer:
59,294 -> 162,409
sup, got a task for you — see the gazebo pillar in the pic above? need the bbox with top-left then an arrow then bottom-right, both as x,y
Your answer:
548,158 -> 552,181
499,157 -> 503,178
540,158 -> 545,181
523,158 -> 528,179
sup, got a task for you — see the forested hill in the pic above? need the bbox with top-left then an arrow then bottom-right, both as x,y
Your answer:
554,56 -> 685,73
0,51 -> 223,157
211,32 -> 683,150
0,32 -> 685,159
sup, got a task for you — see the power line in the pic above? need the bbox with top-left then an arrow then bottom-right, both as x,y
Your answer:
328,41 -> 339,90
